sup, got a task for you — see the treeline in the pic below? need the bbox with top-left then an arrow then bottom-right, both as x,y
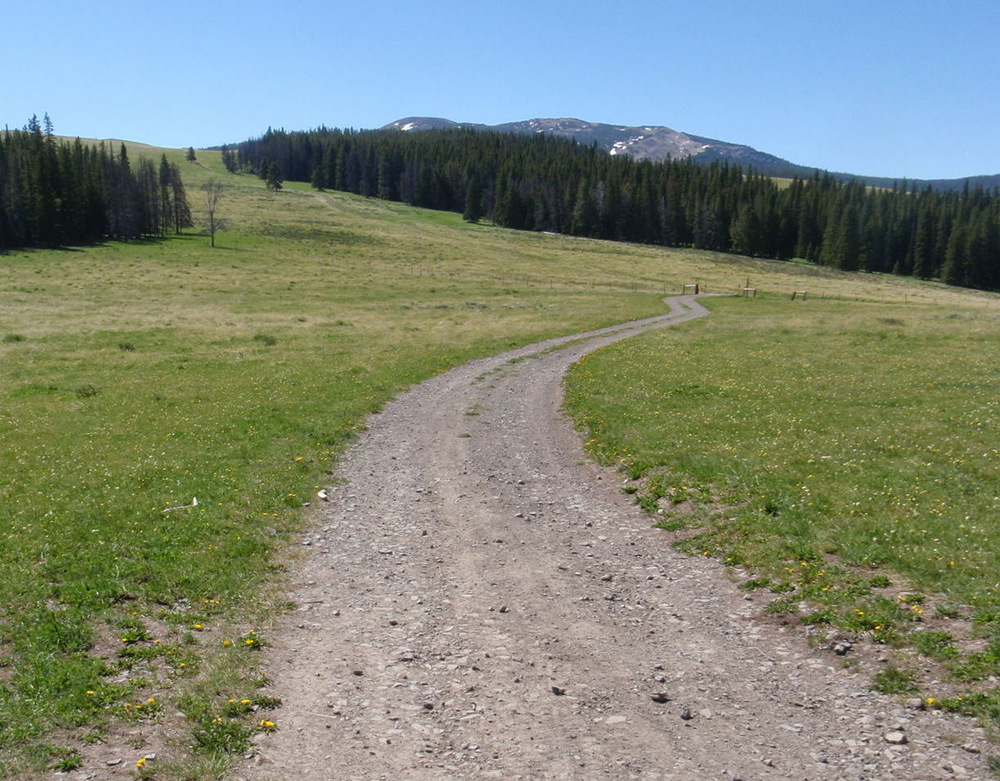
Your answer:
230,126 -> 1000,291
0,115 -> 192,250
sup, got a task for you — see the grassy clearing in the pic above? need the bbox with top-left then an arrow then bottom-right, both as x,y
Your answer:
565,293 -> 1000,727
1,144 -> 997,776
0,163 -> 665,775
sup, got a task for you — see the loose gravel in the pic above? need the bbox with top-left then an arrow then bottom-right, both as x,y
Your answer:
232,296 -> 991,780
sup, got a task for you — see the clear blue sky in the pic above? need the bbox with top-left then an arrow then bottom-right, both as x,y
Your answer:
4,0 -> 998,180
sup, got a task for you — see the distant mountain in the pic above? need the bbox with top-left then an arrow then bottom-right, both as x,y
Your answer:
382,116 -> 1000,192
383,116 -> 806,177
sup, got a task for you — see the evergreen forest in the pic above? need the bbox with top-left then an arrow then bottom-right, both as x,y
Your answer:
0,115 -> 191,250
4,115 -> 999,294
228,126 -> 1000,292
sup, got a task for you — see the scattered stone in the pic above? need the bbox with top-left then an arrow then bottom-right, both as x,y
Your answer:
234,305 -> 993,779
107,758 -> 123,766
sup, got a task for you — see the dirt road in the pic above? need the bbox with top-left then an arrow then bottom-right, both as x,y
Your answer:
232,296 -> 989,780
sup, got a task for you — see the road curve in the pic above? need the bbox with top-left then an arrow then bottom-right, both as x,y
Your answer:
233,296 -> 987,780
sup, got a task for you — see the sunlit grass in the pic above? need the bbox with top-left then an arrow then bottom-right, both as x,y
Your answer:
1,145 -> 997,776
565,294 -> 1000,725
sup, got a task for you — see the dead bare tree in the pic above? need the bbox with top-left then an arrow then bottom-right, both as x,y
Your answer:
202,179 -> 225,247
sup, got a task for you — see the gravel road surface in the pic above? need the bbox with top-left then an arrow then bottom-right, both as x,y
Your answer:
233,296 -> 989,780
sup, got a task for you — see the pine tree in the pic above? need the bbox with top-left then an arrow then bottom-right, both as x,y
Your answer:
310,164 -> 325,190
158,154 -> 175,237
911,209 -> 936,279
266,162 -> 283,191
462,171 -> 484,223
170,163 -> 193,234
942,223 -> 968,285
819,198 -> 861,271
731,205 -> 762,256
569,178 -> 598,237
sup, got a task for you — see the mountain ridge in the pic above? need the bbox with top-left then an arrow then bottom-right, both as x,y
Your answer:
382,116 -> 1000,192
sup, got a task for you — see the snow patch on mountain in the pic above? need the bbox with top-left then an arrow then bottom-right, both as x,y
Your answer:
381,116 -> 809,176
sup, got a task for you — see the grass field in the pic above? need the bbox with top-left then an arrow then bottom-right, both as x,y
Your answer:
565,295 -> 1000,724
1,145 -> 998,776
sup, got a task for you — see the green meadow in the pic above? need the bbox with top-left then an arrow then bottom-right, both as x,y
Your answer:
565,295 -> 1000,721
1,146 -> 997,776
